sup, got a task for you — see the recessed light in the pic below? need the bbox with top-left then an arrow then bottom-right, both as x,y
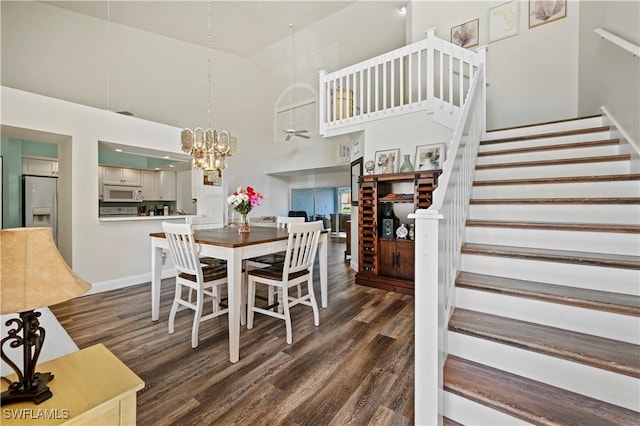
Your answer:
169,165 -> 175,168
398,5 -> 407,14
115,148 -> 123,152
155,167 -> 160,170
163,156 -> 170,159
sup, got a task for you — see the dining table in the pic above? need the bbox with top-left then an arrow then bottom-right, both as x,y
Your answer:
149,226 -> 328,363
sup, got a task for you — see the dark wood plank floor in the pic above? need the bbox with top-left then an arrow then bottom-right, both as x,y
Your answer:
50,237 -> 415,425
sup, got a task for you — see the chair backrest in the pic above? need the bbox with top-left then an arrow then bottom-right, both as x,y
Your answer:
162,222 -> 202,278
186,216 -> 223,230
287,210 -> 308,222
276,216 -> 305,229
283,221 -> 322,277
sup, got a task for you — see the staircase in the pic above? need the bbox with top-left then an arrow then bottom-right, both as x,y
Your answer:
442,115 -> 640,424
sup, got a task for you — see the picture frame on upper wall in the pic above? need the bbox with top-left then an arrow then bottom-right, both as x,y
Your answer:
451,18 -> 479,48
415,143 -> 446,171
350,157 -> 363,206
374,148 -> 399,174
489,1 -> 519,43
529,0 -> 566,29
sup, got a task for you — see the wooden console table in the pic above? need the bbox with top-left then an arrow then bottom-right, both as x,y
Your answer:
1,344 -> 144,425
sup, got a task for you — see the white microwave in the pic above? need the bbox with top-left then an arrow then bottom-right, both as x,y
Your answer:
103,185 -> 143,202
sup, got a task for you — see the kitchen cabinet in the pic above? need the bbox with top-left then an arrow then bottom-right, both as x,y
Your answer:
356,170 -> 440,295
22,157 -> 58,177
140,170 -> 158,201
159,171 -> 176,201
98,166 -> 103,199
103,166 -> 141,186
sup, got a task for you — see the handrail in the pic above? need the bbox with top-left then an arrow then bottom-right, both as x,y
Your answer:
594,27 -> 640,57
410,62 -> 486,426
318,29 -> 485,136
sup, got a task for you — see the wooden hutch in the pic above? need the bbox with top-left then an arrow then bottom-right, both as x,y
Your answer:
356,170 -> 440,295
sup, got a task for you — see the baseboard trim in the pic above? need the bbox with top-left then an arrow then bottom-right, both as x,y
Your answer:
87,268 -> 176,295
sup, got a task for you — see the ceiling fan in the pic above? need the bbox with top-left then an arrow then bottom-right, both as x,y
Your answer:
282,23 -> 309,141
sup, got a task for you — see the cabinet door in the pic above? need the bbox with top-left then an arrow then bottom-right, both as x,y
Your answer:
102,167 -> 123,185
395,240 -> 415,281
160,171 -> 176,201
22,158 -> 58,176
98,166 -> 103,199
121,168 -> 141,185
140,171 -> 157,201
378,239 -> 397,277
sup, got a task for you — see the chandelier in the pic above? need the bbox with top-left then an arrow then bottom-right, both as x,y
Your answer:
181,1 -> 236,179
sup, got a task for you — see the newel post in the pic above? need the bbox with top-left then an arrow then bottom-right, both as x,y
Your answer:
410,208 -> 444,426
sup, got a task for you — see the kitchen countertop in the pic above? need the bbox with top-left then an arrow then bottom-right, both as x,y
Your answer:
99,215 -> 196,222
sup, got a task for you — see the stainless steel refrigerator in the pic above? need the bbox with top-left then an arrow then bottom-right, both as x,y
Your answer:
23,175 -> 58,245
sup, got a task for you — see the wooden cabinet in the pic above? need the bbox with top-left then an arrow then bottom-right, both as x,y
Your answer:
379,239 -> 415,280
22,157 -> 58,177
356,170 -> 439,295
103,166 -> 141,186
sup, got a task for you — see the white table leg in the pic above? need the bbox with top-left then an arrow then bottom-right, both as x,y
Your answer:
227,249 -> 243,363
151,240 -> 163,321
319,233 -> 328,308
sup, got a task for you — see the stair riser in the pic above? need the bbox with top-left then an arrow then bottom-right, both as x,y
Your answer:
448,332 -> 640,411
474,160 -> 630,180
477,145 -> 620,165
443,391 -> 531,426
455,287 -> 640,344
468,204 -> 640,225
480,131 -> 612,151
460,254 -> 640,296
472,180 -> 640,199
485,117 -> 604,140
464,227 -> 640,256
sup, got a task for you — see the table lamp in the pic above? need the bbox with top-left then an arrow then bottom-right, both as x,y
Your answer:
1,228 -> 91,405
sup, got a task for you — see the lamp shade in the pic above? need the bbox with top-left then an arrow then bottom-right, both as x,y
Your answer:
1,228 -> 91,314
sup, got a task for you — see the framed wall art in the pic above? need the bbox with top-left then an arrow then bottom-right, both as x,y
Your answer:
350,157 -> 363,206
374,148 -> 399,174
529,0 -> 566,29
415,143 -> 446,171
489,1 -> 519,42
451,18 -> 479,48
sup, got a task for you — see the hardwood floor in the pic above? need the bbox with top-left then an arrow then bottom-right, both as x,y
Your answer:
50,238 -> 415,425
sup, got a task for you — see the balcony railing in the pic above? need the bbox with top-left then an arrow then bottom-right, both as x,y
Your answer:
319,29 -> 486,136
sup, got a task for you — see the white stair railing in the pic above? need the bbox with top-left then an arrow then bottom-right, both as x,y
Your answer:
318,29 -> 485,136
410,62 -> 486,426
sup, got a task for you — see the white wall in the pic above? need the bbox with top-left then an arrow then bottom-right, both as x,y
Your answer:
409,0 -> 580,130
577,1 -> 640,146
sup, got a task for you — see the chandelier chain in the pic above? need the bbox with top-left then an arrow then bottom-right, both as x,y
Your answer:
207,1 -> 212,130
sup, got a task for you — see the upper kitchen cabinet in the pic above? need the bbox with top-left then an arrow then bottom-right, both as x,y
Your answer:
103,166 -> 141,186
140,170 -> 158,201
22,157 -> 58,177
159,171 -> 176,201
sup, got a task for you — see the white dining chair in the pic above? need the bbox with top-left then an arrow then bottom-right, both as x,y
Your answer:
246,220 -> 322,344
162,222 -> 228,348
185,216 -> 225,267
245,216 -> 305,310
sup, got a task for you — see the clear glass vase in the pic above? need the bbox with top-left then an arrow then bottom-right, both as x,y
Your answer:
238,213 -> 250,233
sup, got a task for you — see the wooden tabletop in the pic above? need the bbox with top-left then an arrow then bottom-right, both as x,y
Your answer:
150,226 -> 290,248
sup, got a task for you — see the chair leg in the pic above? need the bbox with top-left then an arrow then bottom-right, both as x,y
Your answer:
308,279 -> 320,326
191,288 -> 204,348
211,285 -> 219,313
168,282 -> 181,335
246,277 -> 256,329
282,285 -> 293,344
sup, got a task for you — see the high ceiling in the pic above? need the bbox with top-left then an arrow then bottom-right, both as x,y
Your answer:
41,1 -> 359,57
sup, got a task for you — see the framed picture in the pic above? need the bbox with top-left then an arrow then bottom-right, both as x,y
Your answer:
350,157 -> 363,206
374,148 -> 399,174
415,143 -> 446,171
203,170 -> 222,186
489,1 -> 519,42
529,0 -> 566,29
451,18 -> 479,48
